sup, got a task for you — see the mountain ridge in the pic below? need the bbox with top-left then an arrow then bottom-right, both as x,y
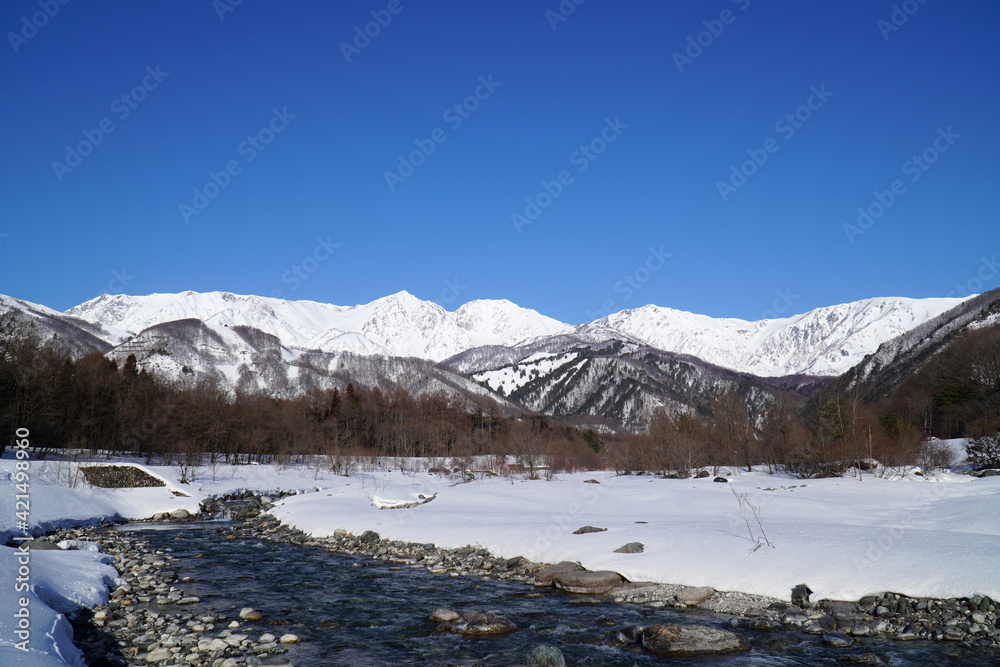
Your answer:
63,290 -> 972,377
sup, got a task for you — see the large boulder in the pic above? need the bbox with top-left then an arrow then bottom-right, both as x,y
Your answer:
641,624 -> 749,655
534,561 -> 584,586
552,570 -> 623,594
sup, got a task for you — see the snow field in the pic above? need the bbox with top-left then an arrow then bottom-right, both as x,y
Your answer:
473,352 -> 579,395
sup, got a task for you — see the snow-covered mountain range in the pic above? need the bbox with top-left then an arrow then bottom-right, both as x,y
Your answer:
65,291 -> 574,362
63,290 -> 969,377
1,289 -> 984,430
592,296 -> 967,377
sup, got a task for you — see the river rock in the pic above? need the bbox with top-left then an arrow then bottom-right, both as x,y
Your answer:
198,637 -> 228,651
170,508 -> 192,520
527,644 -> 566,666
145,647 -> 172,662
359,530 -> 380,544
56,539 -> 101,551
676,586 -> 715,606
534,561 -> 584,586
464,611 -> 516,635
820,600 -> 859,616
641,624 -> 749,655
22,539 -> 63,550
429,607 -> 462,622
239,607 -> 263,621
199,498 -> 220,514
614,542 -> 644,554
552,570 -> 623,594
279,633 -> 300,643
614,624 -> 643,644
573,525 -> 607,534
824,632 -> 855,648
713,476 -> 729,483
438,611 -> 516,636
781,611 -> 810,626
805,616 -> 836,634
791,583 -> 813,607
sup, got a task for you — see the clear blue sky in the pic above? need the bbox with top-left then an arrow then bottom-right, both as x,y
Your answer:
2,0 -> 998,324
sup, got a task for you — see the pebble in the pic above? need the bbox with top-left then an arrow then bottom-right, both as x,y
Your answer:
145,647 -> 172,662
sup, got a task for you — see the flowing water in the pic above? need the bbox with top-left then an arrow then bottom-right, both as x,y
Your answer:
122,522 -> 997,666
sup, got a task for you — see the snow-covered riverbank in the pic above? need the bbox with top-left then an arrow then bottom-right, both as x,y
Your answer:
2,452 -> 998,664
270,466 -> 1000,603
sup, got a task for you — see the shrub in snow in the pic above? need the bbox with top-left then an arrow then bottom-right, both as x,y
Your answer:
966,433 -> 1000,470
916,440 -> 956,471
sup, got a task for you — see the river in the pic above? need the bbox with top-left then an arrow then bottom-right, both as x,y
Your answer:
118,521 -> 996,666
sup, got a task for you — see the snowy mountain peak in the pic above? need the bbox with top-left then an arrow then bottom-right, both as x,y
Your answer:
455,299 -> 574,348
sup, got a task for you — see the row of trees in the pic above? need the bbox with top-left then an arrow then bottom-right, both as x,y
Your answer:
616,388 -> 930,478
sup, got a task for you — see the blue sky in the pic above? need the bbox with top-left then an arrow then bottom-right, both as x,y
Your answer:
2,0 -> 997,324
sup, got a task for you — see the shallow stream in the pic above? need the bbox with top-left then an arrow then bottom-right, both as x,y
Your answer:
123,522 -> 996,666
